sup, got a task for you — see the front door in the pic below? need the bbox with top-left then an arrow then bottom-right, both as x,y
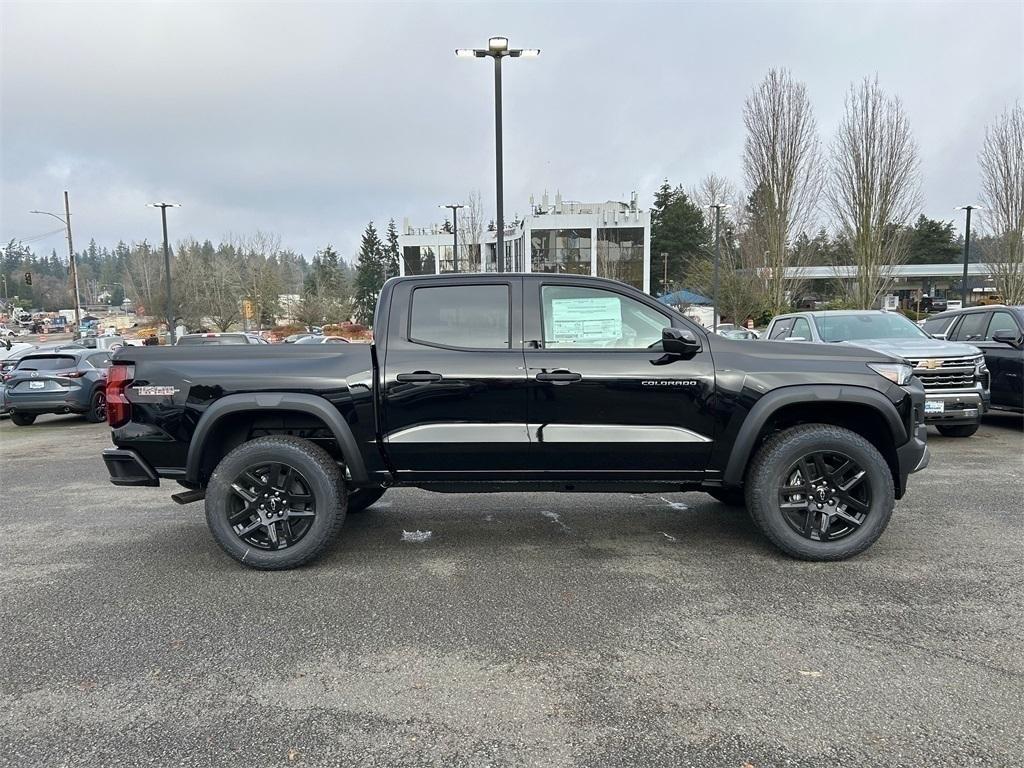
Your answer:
522,279 -> 716,479
381,277 -> 529,478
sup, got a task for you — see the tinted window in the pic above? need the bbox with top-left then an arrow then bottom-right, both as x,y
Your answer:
922,315 -> 956,337
986,311 -> 1019,340
88,353 -> 112,368
951,312 -> 989,342
540,285 -> 667,349
15,355 -> 77,371
769,318 -> 794,340
410,285 -> 510,349
789,317 -> 811,341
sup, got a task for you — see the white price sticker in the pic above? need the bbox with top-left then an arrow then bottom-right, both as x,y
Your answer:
550,297 -> 622,344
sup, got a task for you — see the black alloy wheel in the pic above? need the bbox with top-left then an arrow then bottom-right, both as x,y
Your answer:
227,462 -> 317,550
85,390 -> 106,423
778,450 -> 871,542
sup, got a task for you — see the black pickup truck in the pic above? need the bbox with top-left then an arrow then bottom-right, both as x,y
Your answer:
103,274 -> 929,569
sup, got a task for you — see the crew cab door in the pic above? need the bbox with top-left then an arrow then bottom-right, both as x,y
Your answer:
522,279 -> 715,478
380,277 -> 529,477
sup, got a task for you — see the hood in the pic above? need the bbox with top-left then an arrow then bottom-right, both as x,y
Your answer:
837,337 -> 981,360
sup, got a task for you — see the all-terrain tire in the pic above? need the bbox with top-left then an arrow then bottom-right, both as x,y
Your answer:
11,413 -> 36,426
745,424 -> 894,561
346,487 -> 386,514
205,436 -> 346,570
936,423 -> 979,438
84,389 -> 106,423
707,487 -> 746,507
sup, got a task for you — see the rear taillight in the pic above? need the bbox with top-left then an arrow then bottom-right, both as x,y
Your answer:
64,370 -> 86,379
106,363 -> 135,427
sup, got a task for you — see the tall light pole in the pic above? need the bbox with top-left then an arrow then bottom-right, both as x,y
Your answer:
709,204 -> 729,332
956,205 -> 982,306
148,202 -> 180,343
30,191 -> 83,332
456,38 -> 539,272
439,203 -> 465,272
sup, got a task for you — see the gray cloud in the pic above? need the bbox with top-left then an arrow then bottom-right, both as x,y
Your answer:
2,1 -> 1020,260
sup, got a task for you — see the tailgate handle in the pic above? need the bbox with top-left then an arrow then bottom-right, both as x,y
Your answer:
396,371 -> 442,383
536,370 -> 582,384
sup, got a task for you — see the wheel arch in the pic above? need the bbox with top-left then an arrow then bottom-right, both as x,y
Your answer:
723,385 -> 908,496
185,393 -> 367,486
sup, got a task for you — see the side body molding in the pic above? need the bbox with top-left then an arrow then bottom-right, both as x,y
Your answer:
722,384 -> 907,486
185,392 -> 368,485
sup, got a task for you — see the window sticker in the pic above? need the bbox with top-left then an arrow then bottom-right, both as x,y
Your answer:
550,297 -> 622,343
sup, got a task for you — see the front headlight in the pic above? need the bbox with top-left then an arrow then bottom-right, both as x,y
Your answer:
974,355 -> 988,375
867,362 -> 914,386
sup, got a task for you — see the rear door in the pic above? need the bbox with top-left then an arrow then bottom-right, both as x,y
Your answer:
381,277 -> 529,477
521,278 -> 715,478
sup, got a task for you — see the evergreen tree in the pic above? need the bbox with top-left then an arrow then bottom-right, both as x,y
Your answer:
352,222 -> 385,326
650,180 -> 710,293
383,219 -> 400,280
905,215 -> 960,264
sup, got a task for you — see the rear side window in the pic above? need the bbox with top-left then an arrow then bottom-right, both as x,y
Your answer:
15,355 -> 77,371
89,353 -> 112,368
769,319 -> 794,340
986,311 -> 1019,340
951,312 -> 989,342
410,285 -> 510,349
922,315 -> 956,337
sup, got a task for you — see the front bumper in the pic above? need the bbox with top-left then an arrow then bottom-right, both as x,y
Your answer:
102,448 -> 159,487
923,389 -> 989,425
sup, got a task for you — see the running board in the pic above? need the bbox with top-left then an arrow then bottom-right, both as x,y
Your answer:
171,489 -> 206,505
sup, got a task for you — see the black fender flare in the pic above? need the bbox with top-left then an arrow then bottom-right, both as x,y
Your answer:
722,384 -> 907,486
185,392 -> 368,485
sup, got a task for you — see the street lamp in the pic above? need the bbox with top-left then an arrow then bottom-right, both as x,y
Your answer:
455,37 -> 539,272
147,202 -> 181,343
709,204 -> 730,332
439,203 -> 465,272
956,205 -> 982,306
30,191 -> 83,332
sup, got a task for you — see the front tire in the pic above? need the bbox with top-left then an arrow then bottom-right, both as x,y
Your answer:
935,423 -> 979,438
745,424 -> 894,561
11,413 -> 36,426
205,436 -> 346,570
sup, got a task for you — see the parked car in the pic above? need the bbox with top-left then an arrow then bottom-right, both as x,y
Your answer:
4,347 -> 112,425
922,305 -> 1023,413
765,310 -> 990,437
283,333 -> 318,343
293,335 -> 349,344
103,273 -> 929,570
175,332 -> 268,346
0,324 -> 27,337
718,328 -> 760,340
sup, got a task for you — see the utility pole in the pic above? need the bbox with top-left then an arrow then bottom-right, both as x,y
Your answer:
440,204 -> 465,272
29,193 -> 82,332
148,202 -> 181,343
661,252 -> 668,295
957,205 -> 981,306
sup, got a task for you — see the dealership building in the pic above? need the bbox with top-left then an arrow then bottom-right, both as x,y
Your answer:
398,192 -> 652,293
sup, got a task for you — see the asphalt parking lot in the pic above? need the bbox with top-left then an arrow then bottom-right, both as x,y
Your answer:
1,414 -> 1021,767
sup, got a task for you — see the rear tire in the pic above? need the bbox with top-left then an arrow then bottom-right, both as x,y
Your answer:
205,436 -> 346,570
11,413 -> 36,426
707,487 -> 746,507
935,423 -> 979,438
84,390 -> 106,423
346,487 -> 386,514
745,424 -> 894,561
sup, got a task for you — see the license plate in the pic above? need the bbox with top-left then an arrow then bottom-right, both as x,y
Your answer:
28,381 -> 45,390
924,400 -> 945,414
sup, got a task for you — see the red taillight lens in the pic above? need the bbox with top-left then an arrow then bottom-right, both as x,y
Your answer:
64,370 -> 86,379
106,363 -> 134,427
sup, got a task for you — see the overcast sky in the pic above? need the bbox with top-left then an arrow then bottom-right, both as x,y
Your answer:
2,1 -> 1021,261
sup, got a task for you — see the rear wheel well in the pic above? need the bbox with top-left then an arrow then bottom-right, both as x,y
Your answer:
197,409 -> 343,483
746,402 -> 900,495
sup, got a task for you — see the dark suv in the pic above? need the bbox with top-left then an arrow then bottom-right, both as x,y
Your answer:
923,305 -> 1024,413
4,348 -> 112,425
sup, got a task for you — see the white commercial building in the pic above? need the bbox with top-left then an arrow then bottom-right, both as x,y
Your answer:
398,192 -> 652,293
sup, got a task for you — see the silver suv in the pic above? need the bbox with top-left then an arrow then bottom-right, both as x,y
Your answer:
765,310 -> 990,437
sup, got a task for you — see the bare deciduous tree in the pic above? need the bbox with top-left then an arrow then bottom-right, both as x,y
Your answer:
979,103 -> 1024,304
457,190 -> 485,271
743,69 -> 824,313
827,76 -> 920,309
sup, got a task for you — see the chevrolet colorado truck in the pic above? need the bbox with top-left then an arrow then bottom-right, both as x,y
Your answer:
103,274 -> 930,570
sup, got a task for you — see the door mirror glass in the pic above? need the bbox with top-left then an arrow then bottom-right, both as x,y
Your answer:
662,327 -> 700,355
992,328 -> 1024,348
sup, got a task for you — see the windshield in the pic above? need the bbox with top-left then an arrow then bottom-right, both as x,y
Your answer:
815,313 -> 928,342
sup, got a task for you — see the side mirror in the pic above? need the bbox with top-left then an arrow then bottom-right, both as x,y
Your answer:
992,328 -> 1024,349
662,327 -> 700,356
